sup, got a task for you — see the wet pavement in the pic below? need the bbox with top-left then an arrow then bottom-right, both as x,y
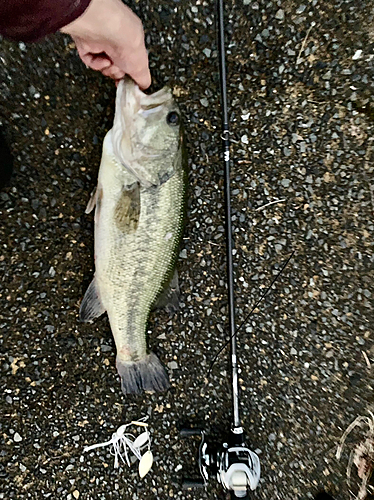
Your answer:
1,0 -> 374,499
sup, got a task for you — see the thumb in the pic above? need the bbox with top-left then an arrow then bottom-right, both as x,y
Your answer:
128,66 -> 151,90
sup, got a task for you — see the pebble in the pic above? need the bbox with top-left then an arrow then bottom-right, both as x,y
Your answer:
167,361 -> 179,370
101,344 -> 112,352
275,9 -> 285,20
14,433 -> 22,442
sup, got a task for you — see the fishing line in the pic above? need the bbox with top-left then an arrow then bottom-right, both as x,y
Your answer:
207,250 -> 295,377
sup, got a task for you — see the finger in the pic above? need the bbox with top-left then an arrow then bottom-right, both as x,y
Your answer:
110,42 -> 151,89
86,54 -> 113,72
74,37 -> 91,53
117,49 -> 151,89
128,65 -> 151,90
74,37 -> 112,72
75,48 -> 110,71
101,65 -> 126,80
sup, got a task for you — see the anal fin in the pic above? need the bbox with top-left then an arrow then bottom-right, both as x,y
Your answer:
79,277 -> 106,322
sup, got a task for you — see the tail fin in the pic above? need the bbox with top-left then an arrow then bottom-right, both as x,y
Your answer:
116,352 -> 170,395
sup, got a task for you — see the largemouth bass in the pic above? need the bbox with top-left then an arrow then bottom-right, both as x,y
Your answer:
80,78 -> 186,394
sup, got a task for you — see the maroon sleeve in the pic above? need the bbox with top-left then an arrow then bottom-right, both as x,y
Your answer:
0,0 -> 92,42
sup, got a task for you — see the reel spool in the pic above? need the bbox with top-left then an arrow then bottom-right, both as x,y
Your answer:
180,427 -> 260,498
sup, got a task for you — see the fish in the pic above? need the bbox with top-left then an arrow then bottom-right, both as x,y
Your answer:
80,78 -> 186,395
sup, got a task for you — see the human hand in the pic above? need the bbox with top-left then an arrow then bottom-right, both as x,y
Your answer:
61,0 -> 151,89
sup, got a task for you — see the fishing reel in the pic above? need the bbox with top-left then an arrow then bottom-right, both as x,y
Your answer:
180,427 -> 260,498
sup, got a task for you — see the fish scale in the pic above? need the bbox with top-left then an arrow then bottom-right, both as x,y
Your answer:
99,172 -> 185,359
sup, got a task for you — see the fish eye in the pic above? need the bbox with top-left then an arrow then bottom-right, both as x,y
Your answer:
166,111 -> 180,126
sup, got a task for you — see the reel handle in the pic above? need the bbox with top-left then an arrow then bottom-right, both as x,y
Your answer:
180,428 -> 204,437
182,478 -> 205,489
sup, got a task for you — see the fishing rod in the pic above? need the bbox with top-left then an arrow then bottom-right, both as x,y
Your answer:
179,0 -> 261,497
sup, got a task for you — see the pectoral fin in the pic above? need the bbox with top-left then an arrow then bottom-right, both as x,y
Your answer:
114,182 -> 140,233
79,277 -> 106,322
154,269 -> 180,314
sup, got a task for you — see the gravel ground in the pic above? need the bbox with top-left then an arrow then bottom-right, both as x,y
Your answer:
1,0 -> 374,499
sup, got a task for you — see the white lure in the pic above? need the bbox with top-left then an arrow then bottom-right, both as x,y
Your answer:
83,418 -> 153,477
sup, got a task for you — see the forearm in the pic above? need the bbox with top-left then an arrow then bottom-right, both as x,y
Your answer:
0,0 -> 91,42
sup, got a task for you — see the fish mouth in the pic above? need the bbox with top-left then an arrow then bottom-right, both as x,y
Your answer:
117,78 -> 173,117
111,78 -> 175,186
112,78 -> 173,151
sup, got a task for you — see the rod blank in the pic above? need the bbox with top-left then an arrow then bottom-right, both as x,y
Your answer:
217,0 -> 240,430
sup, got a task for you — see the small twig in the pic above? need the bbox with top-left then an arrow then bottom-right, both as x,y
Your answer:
336,416 -> 368,459
255,198 -> 286,211
369,184 -> 374,215
347,448 -> 355,485
43,452 -> 71,464
296,23 -> 314,65
336,412 -> 374,500
363,139 -> 374,216
362,351 -> 371,369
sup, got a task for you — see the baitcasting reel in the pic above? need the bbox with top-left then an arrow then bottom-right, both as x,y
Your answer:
180,426 -> 260,499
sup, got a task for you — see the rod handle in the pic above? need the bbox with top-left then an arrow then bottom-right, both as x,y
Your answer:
179,428 -> 203,437
182,478 -> 205,489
